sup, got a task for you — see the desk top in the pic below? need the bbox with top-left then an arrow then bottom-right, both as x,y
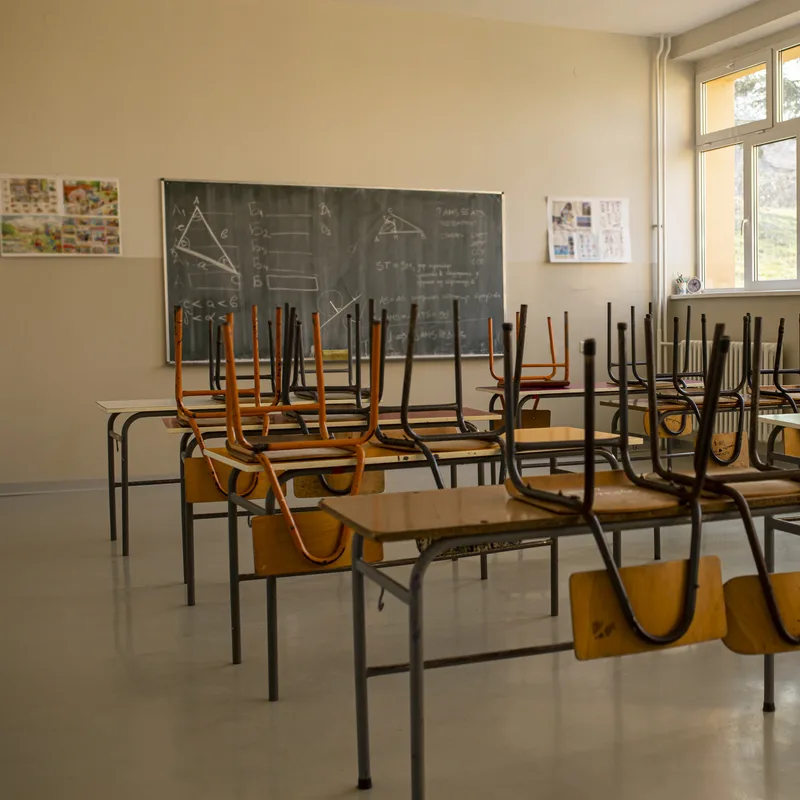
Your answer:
602,395 -> 787,412
96,394 -> 355,415
204,441 -> 499,473
320,481 -> 800,543
475,384 -> 623,399
162,407 -> 500,434
759,413 -> 800,430
202,427 -> 639,473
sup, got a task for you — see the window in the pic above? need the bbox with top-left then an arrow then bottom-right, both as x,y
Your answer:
696,43 -> 800,292
780,45 -> 800,121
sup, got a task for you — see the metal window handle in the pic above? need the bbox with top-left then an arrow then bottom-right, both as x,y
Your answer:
741,218 -> 749,235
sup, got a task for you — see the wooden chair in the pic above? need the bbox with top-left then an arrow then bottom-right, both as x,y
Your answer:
208,314 -> 277,399
502,317 -> 731,659
689,316 -> 800,659
290,299 -> 388,408
175,304 -> 269,497
223,311 -> 384,570
376,300 -> 503,491
488,305 -> 569,388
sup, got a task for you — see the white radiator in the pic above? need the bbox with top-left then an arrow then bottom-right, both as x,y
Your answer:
678,340 -> 779,441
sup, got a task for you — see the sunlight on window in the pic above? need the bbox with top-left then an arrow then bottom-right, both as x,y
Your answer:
756,138 -> 797,281
704,63 -> 767,134
702,144 -> 744,289
781,45 -> 800,121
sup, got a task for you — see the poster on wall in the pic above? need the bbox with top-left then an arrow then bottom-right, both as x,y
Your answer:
0,174 -> 122,257
547,197 -> 631,264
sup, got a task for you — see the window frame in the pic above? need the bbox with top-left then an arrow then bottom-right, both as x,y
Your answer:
696,42 -> 800,294
696,48 -> 773,145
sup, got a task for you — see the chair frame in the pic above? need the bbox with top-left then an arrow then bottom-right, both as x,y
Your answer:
503,315 -> 731,646
223,312 -> 383,565
488,307 -> 570,387
375,299 -> 504,490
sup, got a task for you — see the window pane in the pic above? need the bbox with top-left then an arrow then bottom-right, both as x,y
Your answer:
781,45 -> 800,121
702,144 -> 744,289
756,138 -> 797,282
703,63 -> 767,135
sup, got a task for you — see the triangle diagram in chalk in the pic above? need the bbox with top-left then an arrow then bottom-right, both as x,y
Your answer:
175,206 -> 239,275
376,212 -> 426,239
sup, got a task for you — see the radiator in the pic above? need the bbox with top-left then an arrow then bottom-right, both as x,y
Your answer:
678,340 -> 779,442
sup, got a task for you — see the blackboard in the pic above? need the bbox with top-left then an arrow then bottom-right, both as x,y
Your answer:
162,180 -> 504,362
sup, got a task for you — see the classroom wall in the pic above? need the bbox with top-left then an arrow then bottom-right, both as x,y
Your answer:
0,0 -> 694,487
670,295 -> 800,365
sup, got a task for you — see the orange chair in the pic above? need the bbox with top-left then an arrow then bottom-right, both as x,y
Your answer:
488,305 -> 569,388
223,312 -> 383,566
175,304 -> 278,496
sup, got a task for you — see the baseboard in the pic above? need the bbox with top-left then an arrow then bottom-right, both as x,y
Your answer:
0,474 -> 176,498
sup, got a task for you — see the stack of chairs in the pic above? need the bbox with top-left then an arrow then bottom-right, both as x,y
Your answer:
502,311 -> 800,707
223,310 -> 385,574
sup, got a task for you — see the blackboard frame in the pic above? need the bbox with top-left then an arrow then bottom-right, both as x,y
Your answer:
161,178 -> 506,364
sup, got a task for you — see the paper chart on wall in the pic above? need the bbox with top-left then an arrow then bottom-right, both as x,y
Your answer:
0,175 -> 122,257
547,197 -> 631,263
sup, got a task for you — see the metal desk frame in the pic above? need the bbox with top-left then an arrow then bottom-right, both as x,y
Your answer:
345,501 -> 796,799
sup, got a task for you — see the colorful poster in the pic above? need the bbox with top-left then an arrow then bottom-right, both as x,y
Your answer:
1,176 -> 59,214
62,216 -> 121,255
62,178 -> 119,216
1,215 -> 62,254
0,175 -> 122,257
547,196 -> 631,263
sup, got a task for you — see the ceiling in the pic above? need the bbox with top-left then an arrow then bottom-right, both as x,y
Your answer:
339,0 -> 763,37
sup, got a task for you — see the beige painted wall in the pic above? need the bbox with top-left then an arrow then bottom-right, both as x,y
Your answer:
670,295 -> 800,364
0,0 -> 694,485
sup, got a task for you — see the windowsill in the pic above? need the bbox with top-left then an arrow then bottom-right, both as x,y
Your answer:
670,289 -> 800,300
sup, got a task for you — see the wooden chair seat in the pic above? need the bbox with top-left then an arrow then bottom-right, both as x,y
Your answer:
378,426 -> 500,453
178,414 -> 262,427
274,412 -> 366,423
646,467 -> 800,499
571,556 -> 727,659
294,471 -> 386,498
505,470 -> 681,515
252,511 -> 383,576
494,379 -> 570,389
723,574 -> 800,654
226,440 -> 353,464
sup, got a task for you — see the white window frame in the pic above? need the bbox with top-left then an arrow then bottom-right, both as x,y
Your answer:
696,48 -> 773,145
696,42 -> 800,293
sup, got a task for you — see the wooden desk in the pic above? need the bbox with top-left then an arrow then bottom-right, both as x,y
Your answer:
161,407 -> 500,435
760,412 -> 800,430
320,484 -> 800,800
208,427 -> 641,684
95,393 -> 364,556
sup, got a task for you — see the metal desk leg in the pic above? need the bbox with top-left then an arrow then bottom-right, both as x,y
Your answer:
550,536 -> 559,617
352,536 -> 372,790
267,577 -> 279,702
179,432 -> 192,585
478,463 -> 488,581
449,465 -> 458,488
107,414 -> 119,542
120,416 -> 134,556
764,516 -> 776,713
228,469 -> 242,665
409,563 -> 426,800
185,500 -> 196,607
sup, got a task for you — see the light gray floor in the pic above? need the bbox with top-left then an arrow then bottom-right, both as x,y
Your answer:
2,474 -> 800,799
